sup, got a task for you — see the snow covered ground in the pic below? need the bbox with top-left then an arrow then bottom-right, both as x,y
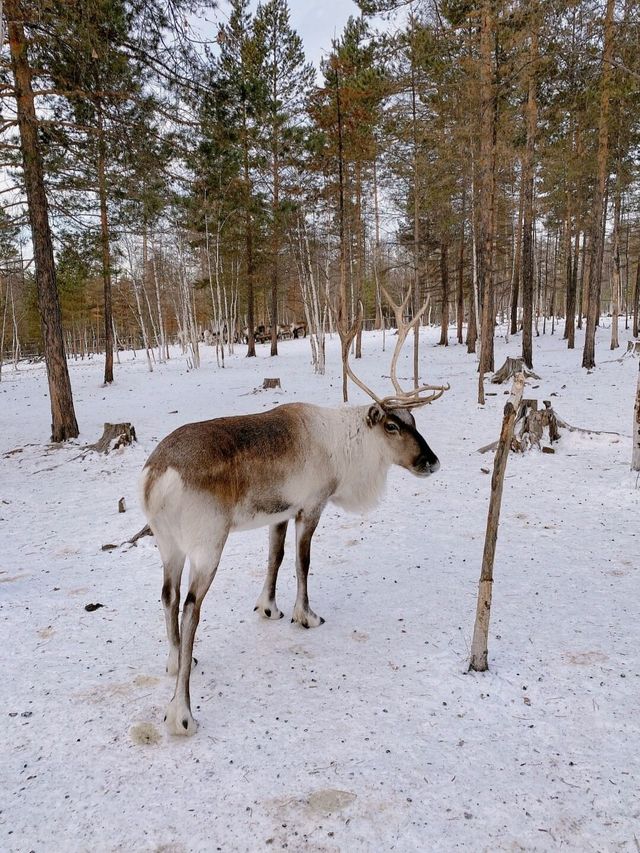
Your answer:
1,323 -> 638,852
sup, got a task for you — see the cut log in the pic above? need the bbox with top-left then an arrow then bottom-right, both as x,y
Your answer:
262,378 -> 281,390
89,422 -> 137,454
491,357 -> 540,384
469,372 -> 525,672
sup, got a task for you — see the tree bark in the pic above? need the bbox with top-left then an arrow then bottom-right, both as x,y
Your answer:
477,0 -> 497,403
6,2 -> 79,440
97,108 -> 114,384
567,230 -> 580,349
270,114 -> 280,357
582,0 -> 615,369
633,259 -> 639,339
439,239 -> 449,346
563,200 -> 573,343
242,95 -> 256,358
410,23 -> 422,388
510,174 -> 524,335
610,179 -> 621,350
457,190 -> 466,344
521,22 -> 538,370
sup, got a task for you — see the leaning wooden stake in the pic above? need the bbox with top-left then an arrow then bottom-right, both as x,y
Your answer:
469,372 -> 525,672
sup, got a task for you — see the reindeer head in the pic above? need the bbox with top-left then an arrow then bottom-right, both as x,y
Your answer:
346,285 -> 449,478
366,402 -> 440,476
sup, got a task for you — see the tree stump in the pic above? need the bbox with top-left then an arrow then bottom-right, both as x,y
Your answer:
90,422 -> 137,454
491,357 -> 540,384
512,400 -> 560,452
262,378 -> 281,390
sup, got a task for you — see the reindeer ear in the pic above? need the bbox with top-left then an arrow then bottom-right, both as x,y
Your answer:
366,403 -> 385,427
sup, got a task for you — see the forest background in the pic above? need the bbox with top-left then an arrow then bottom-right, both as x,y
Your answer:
1,0 -> 639,440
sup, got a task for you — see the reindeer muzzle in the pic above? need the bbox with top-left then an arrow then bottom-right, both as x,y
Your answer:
414,455 -> 440,477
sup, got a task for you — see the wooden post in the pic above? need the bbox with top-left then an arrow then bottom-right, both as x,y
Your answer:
469,372 -> 525,672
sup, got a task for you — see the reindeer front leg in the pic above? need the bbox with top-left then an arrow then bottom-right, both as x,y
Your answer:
255,520 -> 288,620
292,506 -> 325,629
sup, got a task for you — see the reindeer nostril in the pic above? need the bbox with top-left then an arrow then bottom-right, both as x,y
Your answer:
430,459 -> 440,474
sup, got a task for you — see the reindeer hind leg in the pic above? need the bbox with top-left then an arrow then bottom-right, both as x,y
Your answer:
165,529 -> 228,736
155,530 -> 186,677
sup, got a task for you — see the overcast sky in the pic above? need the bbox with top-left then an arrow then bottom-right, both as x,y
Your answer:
194,0 -> 367,74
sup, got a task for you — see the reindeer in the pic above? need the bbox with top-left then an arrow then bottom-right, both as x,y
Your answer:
140,287 -> 448,735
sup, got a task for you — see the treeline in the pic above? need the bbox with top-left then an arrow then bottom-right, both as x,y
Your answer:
1,0 -> 639,437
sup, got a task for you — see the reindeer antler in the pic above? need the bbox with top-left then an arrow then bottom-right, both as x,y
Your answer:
379,285 -> 450,409
344,302 -> 384,404
345,287 -> 450,410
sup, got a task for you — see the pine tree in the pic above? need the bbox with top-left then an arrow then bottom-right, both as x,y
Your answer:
216,0 -> 266,357
253,0 -> 314,356
4,0 -> 79,440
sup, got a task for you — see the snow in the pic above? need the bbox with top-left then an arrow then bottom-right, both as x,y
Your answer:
1,324 -> 638,852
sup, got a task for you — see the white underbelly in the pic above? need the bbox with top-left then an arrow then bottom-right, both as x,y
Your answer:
230,506 -> 298,532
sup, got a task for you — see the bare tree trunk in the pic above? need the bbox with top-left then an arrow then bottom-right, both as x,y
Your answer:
270,132 -> 280,358
577,231 -> 587,330
510,174 -> 524,335
563,201 -> 574,342
355,160 -> 364,360
150,246 -> 166,363
177,238 -> 200,369
409,14 -> 422,388
333,63 -> 357,401
610,183 -> 621,350
633,259 -> 640,339
295,217 -> 326,375
567,229 -> 579,349
243,109 -> 256,358
477,0 -> 497,404
10,277 -> 20,367
521,22 -> 538,369
457,189 -> 466,344
373,153 -> 383,332
582,0 -> 614,369
97,109 -> 114,384
132,275 -> 153,373
467,176 -> 479,354
469,372 -> 525,672
439,240 -> 449,346
6,2 -> 79,440
0,277 -> 8,381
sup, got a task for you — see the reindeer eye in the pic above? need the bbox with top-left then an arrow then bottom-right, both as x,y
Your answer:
384,422 -> 400,435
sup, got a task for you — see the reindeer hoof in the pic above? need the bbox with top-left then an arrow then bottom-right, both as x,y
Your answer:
254,596 -> 283,621
291,606 -> 324,629
165,698 -> 198,736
